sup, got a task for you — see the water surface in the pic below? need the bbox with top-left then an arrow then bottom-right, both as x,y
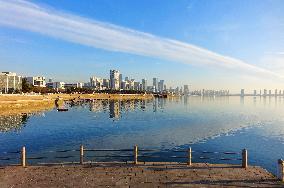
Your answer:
0,96 -> 284,174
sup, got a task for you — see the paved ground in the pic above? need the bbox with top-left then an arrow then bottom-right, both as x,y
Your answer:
0,162 -> 283,187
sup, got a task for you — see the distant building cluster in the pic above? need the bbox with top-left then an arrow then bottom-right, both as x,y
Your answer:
190,89 -> 230,96
0,70 -> 191,94
85,69 -> 186,94
241,89 -> 284,97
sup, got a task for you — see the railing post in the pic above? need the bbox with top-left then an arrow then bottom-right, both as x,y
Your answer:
80,145 -> 84,165
277,159 -> 284,182
242,149 -> 248,168
21,146 -> 26,167
187,147 -> 192,166
134,145 -> 138,164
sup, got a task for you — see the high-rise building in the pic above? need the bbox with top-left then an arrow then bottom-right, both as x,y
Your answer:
119,74 -> 122,89
102,79 -> 110,89
110,70 -> 120,90
90,76 -> 103,90
264,89 -> 267,97
253,90 -> 257,96
158,80 -> 164,93
0,72 -> 22,93
240,89 -> 245,97
134,82 -> 140,91
153,78 -> 158,92
184,85 -> 190,95
142,79 -> 147,91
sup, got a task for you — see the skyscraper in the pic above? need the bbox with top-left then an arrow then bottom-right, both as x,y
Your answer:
119,74 -> 122,89
110,70 -> 120,90
184,85 -> 190,95
153,78 -> 158,92
240,89 -> 245,97
158,80 -> 164,93
142,79 -> 147,91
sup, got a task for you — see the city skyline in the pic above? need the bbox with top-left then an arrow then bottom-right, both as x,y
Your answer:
1,0 -> 284,93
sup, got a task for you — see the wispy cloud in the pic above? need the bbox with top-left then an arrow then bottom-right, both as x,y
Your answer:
0,0 -> 282,79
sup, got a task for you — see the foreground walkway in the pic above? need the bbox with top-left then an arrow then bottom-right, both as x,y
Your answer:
0,162 -> 283,187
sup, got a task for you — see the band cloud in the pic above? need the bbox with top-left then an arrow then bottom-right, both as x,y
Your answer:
0,0 -> 282,79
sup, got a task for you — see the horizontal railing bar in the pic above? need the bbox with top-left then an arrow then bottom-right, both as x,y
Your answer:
84,149 -> 133,152
27,157 -> 47,160
139,155 -> 161,158
55,156 -> 75,159
2,151 -> 21,154
193,150 -> 240,154
0,157 -> 13,160
169,156 -> 187,158
86,155 -> 133,158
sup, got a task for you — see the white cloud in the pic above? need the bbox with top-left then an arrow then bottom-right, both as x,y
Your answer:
0,0 -> 282,80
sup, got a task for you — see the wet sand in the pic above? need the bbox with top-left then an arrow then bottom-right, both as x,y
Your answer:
0,162 -> 282,187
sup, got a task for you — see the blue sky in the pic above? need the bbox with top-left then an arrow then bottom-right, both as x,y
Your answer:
0,0 -> 284,92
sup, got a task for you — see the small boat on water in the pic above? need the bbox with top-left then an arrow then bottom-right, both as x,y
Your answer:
57,108 -> 68,112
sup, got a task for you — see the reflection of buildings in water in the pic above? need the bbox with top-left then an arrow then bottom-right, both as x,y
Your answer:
109,101 -> 121,119
184,96 -> 188,105
152,98 -> 166,112
140,100 -> 146,110
153,98 -> 157,112
0,114 -> 29,132
88,99 -> 154,120
158,98 -> 165,109
89,100 -> 104,112
240,97 -> 244,105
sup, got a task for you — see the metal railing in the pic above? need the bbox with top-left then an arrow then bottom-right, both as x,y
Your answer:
0,145 -> 248,168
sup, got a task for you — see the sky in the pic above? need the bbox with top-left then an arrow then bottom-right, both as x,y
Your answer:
0,0 -> 284,93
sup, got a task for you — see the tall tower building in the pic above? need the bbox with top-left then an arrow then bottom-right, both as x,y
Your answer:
153,78 -> 158,92
240,89 -> 245,97
110,70 -> 120,90
142,79 -> 147,91
184,85 -> 190,95
158,80 -> 164,93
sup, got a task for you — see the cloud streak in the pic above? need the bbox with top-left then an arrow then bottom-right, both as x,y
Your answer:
0,0 -> 282,79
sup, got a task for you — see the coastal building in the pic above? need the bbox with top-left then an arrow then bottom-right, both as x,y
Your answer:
119,74 -> 122,89
240,89 -> 245,97
110,70 -> 120,90
134,82 -> 140,91
158,80 -> 164,93
263,89 -> 267,97
153,78 -> 158,92
184,85 -> 190,95
121,81 -> 127,90
46,82 -> 65,90
254,90 -> 257,96
142,79 -> 147,91
102,79 -> 110,89
0,72 -> 22,93
129,79 -> 135,90
26,76 -> 46,87
90,76 -> 103,90
64,83 -> 83,89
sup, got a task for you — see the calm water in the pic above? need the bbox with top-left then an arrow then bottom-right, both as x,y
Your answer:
1,96 -> 284,174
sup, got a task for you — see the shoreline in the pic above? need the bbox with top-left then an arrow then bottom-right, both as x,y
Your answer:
0,93 -> 154,115
0,162 -> 282,187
